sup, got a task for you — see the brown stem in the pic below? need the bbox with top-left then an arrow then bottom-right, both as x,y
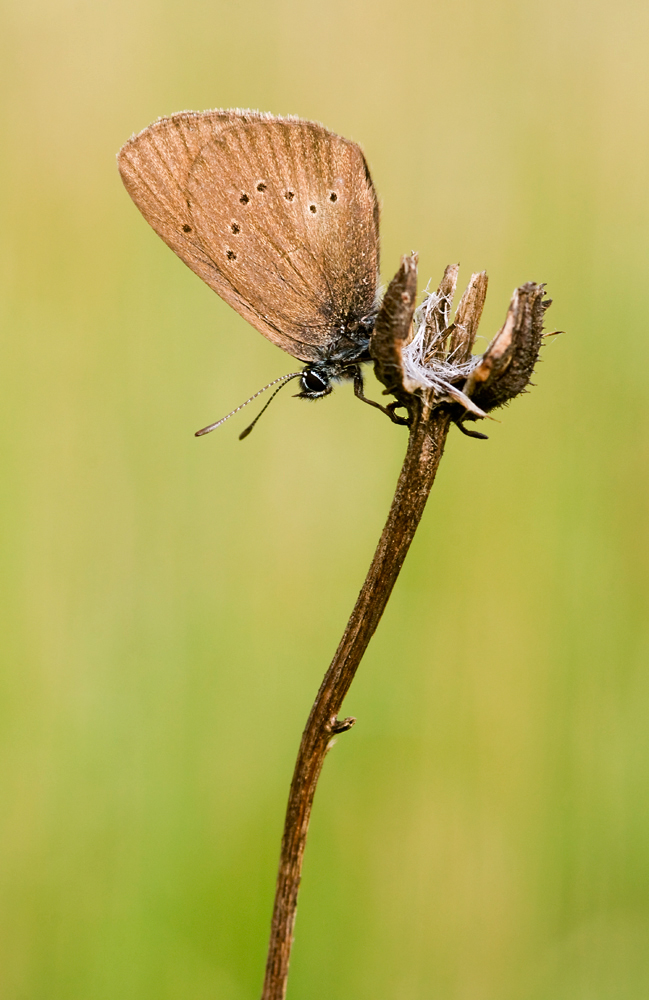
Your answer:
259,257 -> 551,999
260,401 -> 451,1000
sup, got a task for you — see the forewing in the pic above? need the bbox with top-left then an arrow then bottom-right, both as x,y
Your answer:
118,112 -> 379,363
186,119 -> 379,360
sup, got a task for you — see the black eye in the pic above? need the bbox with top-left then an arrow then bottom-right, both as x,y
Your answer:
302,370 -> 328,393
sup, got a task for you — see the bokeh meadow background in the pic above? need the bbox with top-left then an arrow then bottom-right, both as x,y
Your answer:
1,0 -> 649,997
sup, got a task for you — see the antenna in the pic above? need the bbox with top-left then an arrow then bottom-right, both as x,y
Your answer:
195,372 -> 303,438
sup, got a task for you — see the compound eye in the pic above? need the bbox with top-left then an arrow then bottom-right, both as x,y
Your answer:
302,370 -> 328,394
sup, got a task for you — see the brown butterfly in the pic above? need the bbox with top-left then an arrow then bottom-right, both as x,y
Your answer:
118,109 -> 383,435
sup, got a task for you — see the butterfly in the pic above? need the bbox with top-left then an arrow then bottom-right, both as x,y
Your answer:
117,109 -> 384,435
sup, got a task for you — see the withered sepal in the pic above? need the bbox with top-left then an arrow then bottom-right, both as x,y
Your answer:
462,282 -> 551,413
369,254 -> 419,408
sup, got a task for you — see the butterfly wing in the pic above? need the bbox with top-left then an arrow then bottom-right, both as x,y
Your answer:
118,111 -> 379,363
118,109 -> 251,315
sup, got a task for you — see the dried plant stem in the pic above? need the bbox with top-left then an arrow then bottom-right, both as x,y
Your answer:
261,402 -> 451,1000
259,257 -> 550,999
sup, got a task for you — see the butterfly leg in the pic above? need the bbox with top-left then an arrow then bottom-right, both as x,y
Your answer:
454,418 -> 488,440
353,369 -> 410,426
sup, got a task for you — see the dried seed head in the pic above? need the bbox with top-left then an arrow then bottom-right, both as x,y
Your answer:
371,260 -> 551,427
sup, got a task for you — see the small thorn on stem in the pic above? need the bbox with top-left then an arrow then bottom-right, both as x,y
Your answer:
331,716 -> 356,734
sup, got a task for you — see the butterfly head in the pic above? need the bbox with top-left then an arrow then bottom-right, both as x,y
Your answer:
296,355 -> 368,399
297,367 -> 333,399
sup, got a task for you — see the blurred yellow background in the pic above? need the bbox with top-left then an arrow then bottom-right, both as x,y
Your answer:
1,0 -> 648,997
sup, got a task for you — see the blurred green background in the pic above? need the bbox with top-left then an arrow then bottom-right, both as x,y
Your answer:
1,0 -> 648,997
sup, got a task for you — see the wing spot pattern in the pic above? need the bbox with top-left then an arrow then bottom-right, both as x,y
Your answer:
256,181 -> 267,192
231,223 -> 240,234
309,204 -> 317,213
226,250 -> 237,261
240,193 -> 250,204
182,224 -> 192,232
284,190 -> 295,201
329,192 -> 338,202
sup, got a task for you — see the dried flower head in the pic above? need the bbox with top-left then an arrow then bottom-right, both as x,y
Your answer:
370,255 -> 551,433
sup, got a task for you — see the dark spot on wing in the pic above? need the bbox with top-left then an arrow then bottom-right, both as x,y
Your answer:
240,193 -> 250,204
182,224 -> 192,232
329,192 -> 338,202
231,223 -> 240,234
256,182 -> 267,192
284,190 -> 294,201
309,204 -> 317,213
226,250 -> 237,260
